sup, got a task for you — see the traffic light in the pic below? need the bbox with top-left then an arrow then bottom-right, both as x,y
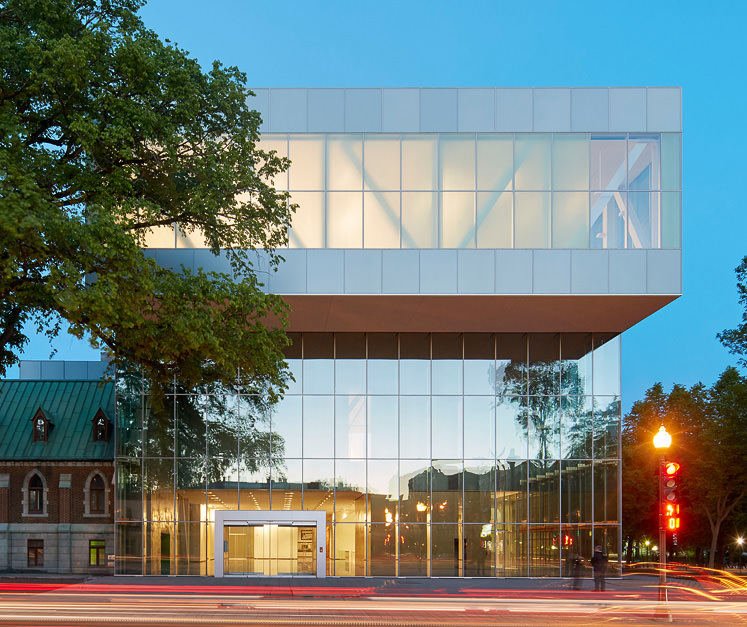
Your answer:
663,461 -> 681,530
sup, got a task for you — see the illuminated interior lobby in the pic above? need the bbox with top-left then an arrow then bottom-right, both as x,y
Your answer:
115,87 -> 682,577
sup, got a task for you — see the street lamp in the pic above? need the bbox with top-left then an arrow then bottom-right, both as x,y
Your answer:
653,426 -> 671,617
737,537 -> 744,570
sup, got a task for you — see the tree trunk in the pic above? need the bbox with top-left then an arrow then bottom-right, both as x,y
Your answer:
708,519 -> 722,569
625,536 -> 634,565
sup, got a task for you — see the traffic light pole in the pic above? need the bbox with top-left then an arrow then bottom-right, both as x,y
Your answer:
657,455 -> 671,621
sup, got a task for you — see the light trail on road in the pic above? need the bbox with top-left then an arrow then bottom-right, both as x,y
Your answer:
2,591 -> 747,626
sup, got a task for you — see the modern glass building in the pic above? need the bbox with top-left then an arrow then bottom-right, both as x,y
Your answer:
116,87 -> 682,577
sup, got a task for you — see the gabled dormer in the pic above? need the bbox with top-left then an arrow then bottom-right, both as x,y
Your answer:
92,408 -> 111,443
31,407 -> 52,442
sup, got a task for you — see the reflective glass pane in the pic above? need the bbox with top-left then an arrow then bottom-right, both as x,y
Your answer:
431,523 -> 460,576
401,192 -> 438,248
285,359 -> 302,395
367,359 -> 398,395
528,524 -> 560,576
661,191 -> 681,248
238,396 -> 270,461
441,192 -> 475,248
661,134 -> 681,191
561,396 -> 593,459
496,398 -> 527,459
628,135 -> 659,191
303,396 -> 334,458
432,397 -> 462,459
594,525 -> 620,574
464,523 -> 495,576
560,333 -> 592,397
529,460 -> 559,524
302,459 -> 334,515
501,524 -> 527,576
528,333 -> 560,396
116,459 -> 142,521
400,524 -> 428,576
327,135 -> 362,190
363,191 -> 400,248
335,395 -> 366,458
205,395 -> 237,458
527,396 -> 560,460
288,135 -> 325,190
175,522 -> 206,575
367,396 -> 398,458
476,191 -> 512,248
289,191 -> 324,248
117,395 -> 142,457
590,191 -> 626,249
593,335 -> 620,396
432,359 -> 462,395
327,191 -> 362,248
402,135 -> 437,190
142,224 -> 174,248
143,458 -> 174,521
561,460 -> 592,523
464,359 -> 495,396
364,135 -> 400,191
368,523 -> 396,575
238,459 -> 270,510
552,135 -> 589,190
335,460 -> 366,523
515,192 -> 550,248
368,459 -> 398,522
593,397 -> 620,459
399,397 -> 430,458
476,135 -> 512,191
628,191 -> 659,249
335,359 -> 366,395
497,334 -> 527,397
593,461 -> 618,524
144,395 -> 175,457
590,137 -> 626,191
496,461 -> 526,527
303,359 -> 334,395
515,134 -> 551,190
399,459 -> 429,525
440,135 -> 475,191
270,395 -> 302,458
207,458 -> 239,511
144,521 -> 174,575
432,460 -> 462,523
464,463 -> 496,522
400,359 -> 430,395
115,522 -> 142,574
552,192 -> 588,248
271,459 -> 302,511
464,396 -> 494,459
334,523 -> 365,575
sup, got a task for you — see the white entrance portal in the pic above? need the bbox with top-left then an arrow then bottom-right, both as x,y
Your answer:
214,511 -> 326,578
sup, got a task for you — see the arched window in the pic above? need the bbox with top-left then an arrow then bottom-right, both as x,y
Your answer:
84,471 -> 110,517
29,475 -> 43,514
23,470 -> 47,517
90,475 -> 105,514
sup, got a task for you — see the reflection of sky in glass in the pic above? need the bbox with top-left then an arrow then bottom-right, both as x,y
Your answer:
400,360 -> 430,395
303,359 -> 333,394
593,337 -> 621,396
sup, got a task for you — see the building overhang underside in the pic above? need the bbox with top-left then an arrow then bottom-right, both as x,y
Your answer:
281,294 -> 679,333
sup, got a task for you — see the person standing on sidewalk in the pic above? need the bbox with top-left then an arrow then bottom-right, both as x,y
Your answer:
590,546 -> 608,592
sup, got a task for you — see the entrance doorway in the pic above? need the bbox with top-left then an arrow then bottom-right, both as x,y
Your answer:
223,524 -> 316,576
214,510 -> 326,577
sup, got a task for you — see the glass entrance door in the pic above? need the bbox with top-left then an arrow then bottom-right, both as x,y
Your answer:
223,524 -> 316,576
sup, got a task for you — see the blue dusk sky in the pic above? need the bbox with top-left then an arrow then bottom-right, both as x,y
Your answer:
17,0 -> 747,412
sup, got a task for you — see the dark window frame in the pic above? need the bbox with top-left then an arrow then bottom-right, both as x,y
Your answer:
89,474 -> 106,514
31,409 -> 48,442
27,539 -> 43,568
28,474 -> 44,514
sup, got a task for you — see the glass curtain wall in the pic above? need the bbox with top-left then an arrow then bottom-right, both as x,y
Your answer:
115,332 -> 621,577
150,133 -> 681,251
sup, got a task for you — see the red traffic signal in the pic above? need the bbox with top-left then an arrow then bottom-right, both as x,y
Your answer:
665,462 -> 680,476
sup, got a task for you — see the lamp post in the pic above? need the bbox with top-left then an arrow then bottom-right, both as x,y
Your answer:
653,425 -> 672,617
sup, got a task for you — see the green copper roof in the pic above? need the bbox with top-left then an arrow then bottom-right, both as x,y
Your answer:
0,380 -> 114,460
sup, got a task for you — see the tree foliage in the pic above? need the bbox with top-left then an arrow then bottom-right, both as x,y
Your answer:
718,256 -> 747,367
0,0 -> 293,395
622,370 -> 747,567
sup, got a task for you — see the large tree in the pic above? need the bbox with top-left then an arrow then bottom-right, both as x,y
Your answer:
622,371 -> 747,568
0,0 -> 293,395
718,256 -> 747,367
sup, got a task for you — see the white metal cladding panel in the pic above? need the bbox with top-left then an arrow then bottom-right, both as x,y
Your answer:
146,248 -> 680,296
253,88 -> 681,134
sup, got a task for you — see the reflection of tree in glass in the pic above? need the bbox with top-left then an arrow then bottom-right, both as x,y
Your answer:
503,359 -> 585,460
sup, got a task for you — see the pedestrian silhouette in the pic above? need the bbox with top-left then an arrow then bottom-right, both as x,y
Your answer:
590,546 -> 608,592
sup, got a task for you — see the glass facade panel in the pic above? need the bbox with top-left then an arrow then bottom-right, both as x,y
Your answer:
288,191 -> 324,248
289,135 -> 325,190
553,135 -> 589,190
476,191 -> 512,248
590,137 -> 626,191
628,190 -> 659,249
661,191 -> 681,248
402,135 -> 437,190
590,190 -> 626,249
515,134 -> 551,190
661,133 -> 681,191
327,135 -> 362,191
364,135 -> 400,191
326,191 -> 362,248
441,191 -> 475,248
515,192 -> 550,248
476,135 -> 512,191
364,191 -> 400,248
440,136 -> 475,191
401,191 -> 438,248
552,192 -> 588,248
116,333 -> 621,577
